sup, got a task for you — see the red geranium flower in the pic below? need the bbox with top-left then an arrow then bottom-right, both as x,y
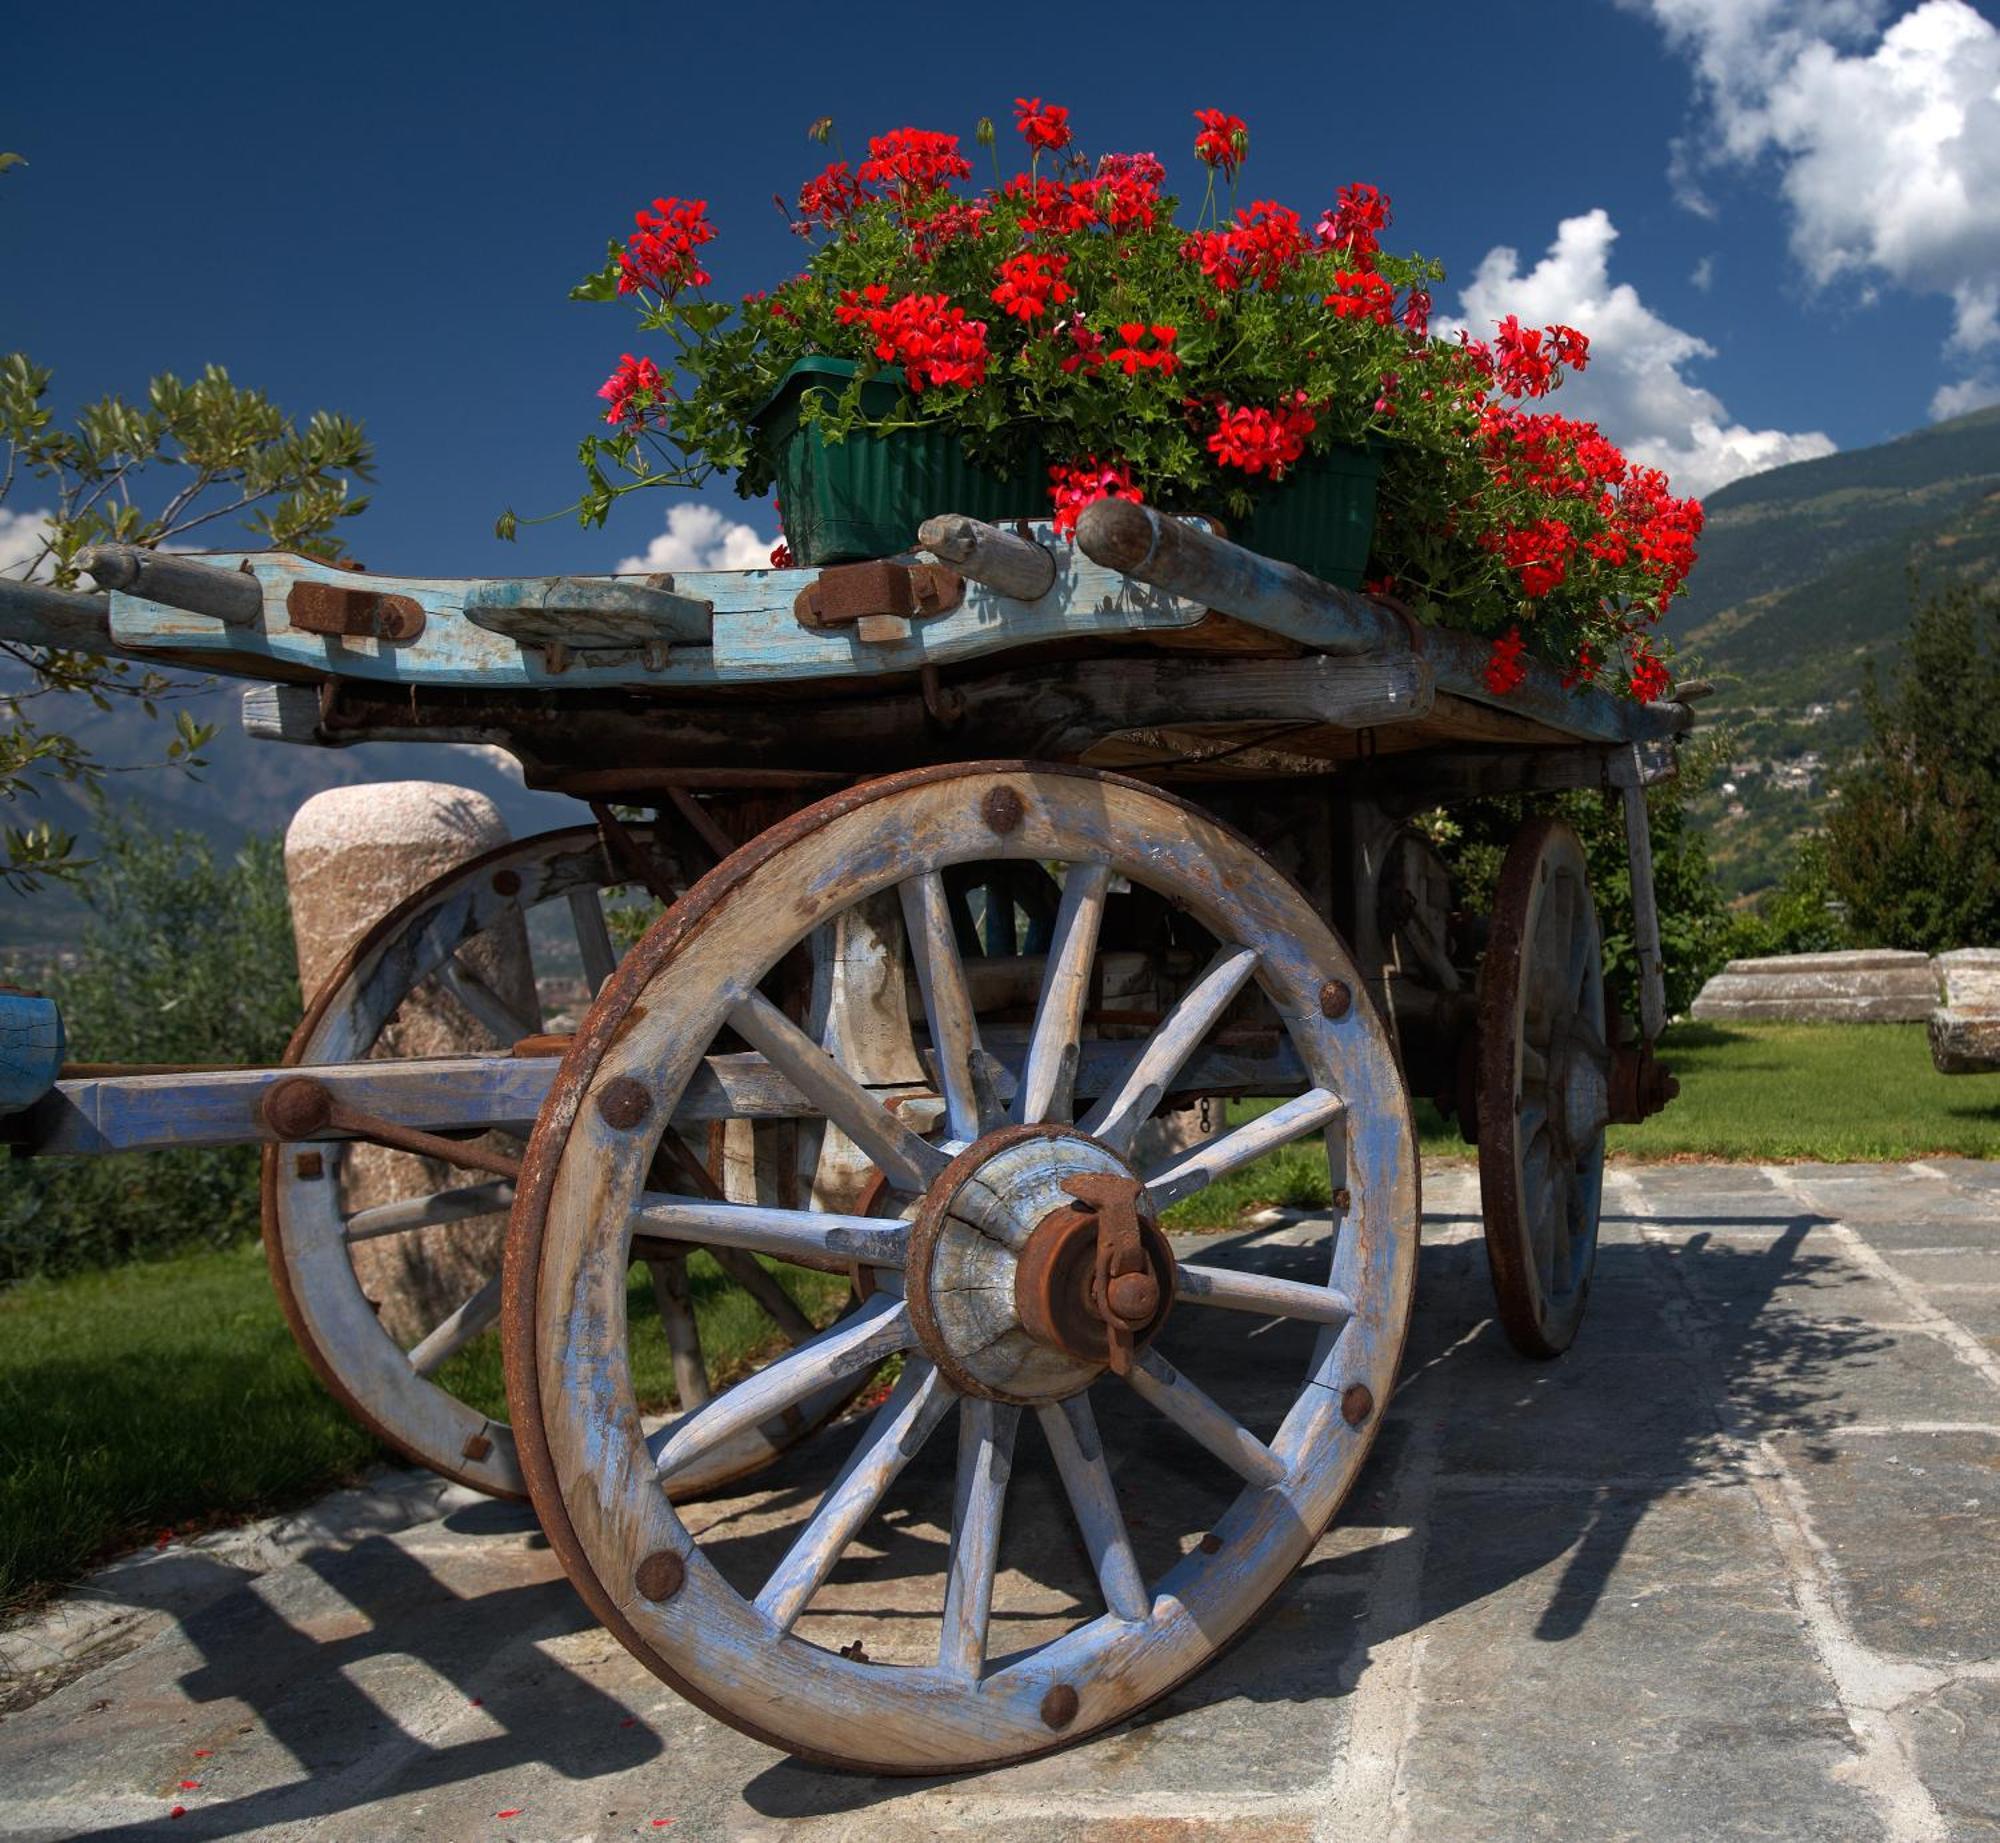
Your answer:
618,197 -> 715,296
597,353 -> 665,427
834,286 -> 989,390
1484,626 -> 1528,695
1317,182 -> 1391,262
1014,97 -> 1072,154
1049,456 -> 1144,539
1628,648 -> 1672,701
990,251 -> 1073,323
1207,394 -> 1316,475
1326,269 -> 1397,326
1106,323 -> 1178,375
1192,108 -> 1248,178
858,128 -> 972,195
797,162 -> 862,230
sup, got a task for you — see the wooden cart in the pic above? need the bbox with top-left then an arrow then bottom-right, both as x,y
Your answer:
0,502 -> 1689,1772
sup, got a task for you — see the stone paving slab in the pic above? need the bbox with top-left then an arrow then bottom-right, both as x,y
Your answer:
0,1160 -> 1995,1842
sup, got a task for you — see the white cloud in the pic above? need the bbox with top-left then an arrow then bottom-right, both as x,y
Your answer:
1930,372 -> 2000,419
1632,0 -> 2000,387
1690,254 -> 1715,291
1444,209 -> 1837,498
0,507 -> 55,580
614,502 -> 775,574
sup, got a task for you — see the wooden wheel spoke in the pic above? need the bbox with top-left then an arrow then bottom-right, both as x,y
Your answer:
755,1361 -> 955,1635
939,1398 -> 1020,1679
1518,1041 -> 1549,1090
1173,1262 -> 1356,1327
1127,1348 -> 1286,1487
407,1270 -> 502,1377
633,1195 -> 909,1271
344,1180 -> 514,1243
1077,945 -> 1260,1155
569,887 -> 620,996
1013,863 -> 1112,1126
645,1250 -> 712,1411
1036,1392 -> 1150,1624
710,1244 -> 817,1342
649,1294 -> 913,1479
728,991 -> 947,1191
1144,1086 -> 1345,1211
439,951 -> 539,1047
898,872 -> 992,1145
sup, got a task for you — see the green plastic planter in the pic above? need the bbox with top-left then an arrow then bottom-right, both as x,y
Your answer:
1234,443 -> 1382,590
753,358 -> 1045,567
752,355 -> 1381,586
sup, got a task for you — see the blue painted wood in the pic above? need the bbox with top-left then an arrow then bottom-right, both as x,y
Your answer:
0,992 -> 64,1117
105,526 -> 1212,693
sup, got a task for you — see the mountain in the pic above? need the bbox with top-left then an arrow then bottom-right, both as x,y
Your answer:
0,672 -> 588,949
1664,405 -> 2000,894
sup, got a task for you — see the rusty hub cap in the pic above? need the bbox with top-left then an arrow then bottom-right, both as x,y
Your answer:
906,1126 -> 1175,1404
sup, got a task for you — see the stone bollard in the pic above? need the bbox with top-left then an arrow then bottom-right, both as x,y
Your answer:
284,782 -> 540,1346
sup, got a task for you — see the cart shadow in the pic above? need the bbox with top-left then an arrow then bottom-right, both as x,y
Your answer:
68,1192 -> 1889,1835
736,1196 -> 1890,1818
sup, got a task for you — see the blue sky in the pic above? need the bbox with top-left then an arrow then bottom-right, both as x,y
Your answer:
7,0 -> 2000,580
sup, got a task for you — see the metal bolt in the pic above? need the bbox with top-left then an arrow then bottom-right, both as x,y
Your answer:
837,1638 -> 870,1663
1319,980 -> 1353,1020
597,1076 -> 653,1130
294,1150 -> 325,1181
1331,1186 -> 1352,1212
1106,1269 -> 1159,1325
461,1431 -> 493,1462
1198,1531 -> 1223,1555
981,784 -> 1025,834
1341,1383 -> 1375,1427
264,1075 -> 333,1140
1040,1683 -> 1079,1729
492,869 -> 522,897
635,1549 -> 686,1602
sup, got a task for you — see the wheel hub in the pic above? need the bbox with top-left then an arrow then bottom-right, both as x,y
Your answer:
1546,1023 -> 1611,1159
905,1127 -> 1176,1404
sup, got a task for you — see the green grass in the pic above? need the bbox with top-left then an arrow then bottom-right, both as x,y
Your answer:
0,1242 -> 845,1617
1163,1021 -> 2000,1228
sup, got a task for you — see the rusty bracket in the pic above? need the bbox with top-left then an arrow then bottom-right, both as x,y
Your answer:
261,1075 -> 520,1180
286,574 -> 426,643
1609,1040 -> 1680,1124
792,559 -> 964,643
1063,1171 -> 1157,1377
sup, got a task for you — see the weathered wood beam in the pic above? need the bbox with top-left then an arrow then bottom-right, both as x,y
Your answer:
81,546 -> 264,626
1075,500 -> 1688,746
10,1036 -> 1307,1158
918,514 -> 1058,602
0,578 -> 117,653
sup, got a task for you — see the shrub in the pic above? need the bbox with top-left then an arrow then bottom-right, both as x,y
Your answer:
0,809 -> 299,1283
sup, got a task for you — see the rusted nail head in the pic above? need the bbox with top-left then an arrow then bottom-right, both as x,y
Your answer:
1331,1186 -> 1352,1213
1319,980 -> 1353,1020
1039,1683 -> 1079,1730
635,1549 -> 686,1602
1341,1383 -> 1375,1427
294,1149 -> 325,1181
981,784 -> 1025,834
265,1075 -> 333,1140
461,1431 -> 493,1462
597,1075 -> 653,1131
491,869 -> 522,897
1198,1531 -> 1223,1555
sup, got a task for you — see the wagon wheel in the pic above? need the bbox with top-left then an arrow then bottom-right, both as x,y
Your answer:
263,821 -> 870,1499
1476,816 -> 1610,1358
505,762 -> 1419,1773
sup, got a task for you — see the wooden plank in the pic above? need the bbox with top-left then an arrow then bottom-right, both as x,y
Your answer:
13,1030 -> 1309,1160
106,530 -> 1212,692
460,576 -> 713,649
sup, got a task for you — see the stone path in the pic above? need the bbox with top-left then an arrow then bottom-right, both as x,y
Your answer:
1,1161 -> 1996,1841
